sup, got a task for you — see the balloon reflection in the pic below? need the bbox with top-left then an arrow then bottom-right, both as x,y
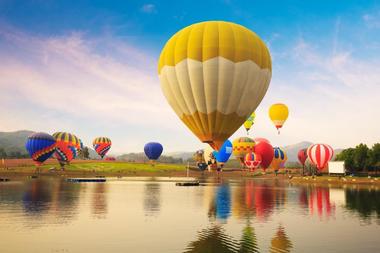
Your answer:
233,180 -> 285,221
143,182 -> 161,216
300,186 -> 336,219
208,184 -> 231,222
269,225 -> 293,253
91,183 -> 108,219
22,179 -> 52,215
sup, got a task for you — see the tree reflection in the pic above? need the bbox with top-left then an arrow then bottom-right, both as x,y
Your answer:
269,225 -> 293,253
345,188 -> 380,219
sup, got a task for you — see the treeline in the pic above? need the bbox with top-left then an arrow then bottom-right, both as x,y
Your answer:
118,152 -> 184,164
0,148 -> 29,159
335,143 -> 380,172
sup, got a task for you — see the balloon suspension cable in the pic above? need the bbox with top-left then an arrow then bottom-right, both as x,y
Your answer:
277,129 -> 280,135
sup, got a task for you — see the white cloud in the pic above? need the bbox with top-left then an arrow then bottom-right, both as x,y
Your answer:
363,11 -> 380,28
0,25 -> 199,153
140,4 -> 156,14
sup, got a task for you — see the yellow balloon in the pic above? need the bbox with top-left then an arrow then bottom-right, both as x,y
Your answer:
243,112 -> 255,134
158,21 -> 272,150
269,103 -> 289,133
243,120 -> 253,132
232,137 -> 255,164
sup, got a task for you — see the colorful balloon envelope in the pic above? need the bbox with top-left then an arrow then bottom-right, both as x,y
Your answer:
203,145 -> 216,165
213,140 -> 233,164
297,148 -> 308,166
271,147 -> 287,170
307,144 -> 334,171
232,137 -> 255,164
243,112 -> 256,134
158,21 -> 272,150
244,152 -> 262,170
93,137 -> 112,159
253,137 -> 270,144
254,141 -> 274,170
269,103 -> 289,134
144,142 -> 163,161
54,141 -> 75,166
53,132 -> 81,151
25,132 -> 56,166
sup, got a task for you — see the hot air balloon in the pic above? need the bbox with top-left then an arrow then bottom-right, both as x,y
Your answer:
204,146 -> 217,170
243,112 -> 256,135
254,141 -> 274,171
307,144 -> 334,171
253,137 -> 270,144
54,141 -> 75,170
244,152 -> 262,171
213,140 -> 233,166
233,137 -> 255,165
271,147 -> 287,173
144,142 -> 163,161
158,21 -> 272,150
93,137 -> 112,159
297,148 -> 308,175
269,103 -> 289,134
25,132 -> 56,168
53,132 -> 81,151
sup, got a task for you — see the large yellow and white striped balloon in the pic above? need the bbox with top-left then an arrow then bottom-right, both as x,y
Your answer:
158,21 -> 272,150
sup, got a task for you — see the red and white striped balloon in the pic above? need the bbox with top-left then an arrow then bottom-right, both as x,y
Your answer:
307,144 -> 334,170
244,152 -> 262,171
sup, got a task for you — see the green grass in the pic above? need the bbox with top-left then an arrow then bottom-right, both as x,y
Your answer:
66,162 -> 186,173
2,161 -> 187,174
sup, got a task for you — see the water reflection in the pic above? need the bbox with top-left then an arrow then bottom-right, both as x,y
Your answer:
143,182 -> 161,216
239,223 -> 259,253
22,179 -> 52,215
232,180 -> 284,221
92,183 -> 108,219
183,225 -> 239,253
1,178 -> 380,252
345,187 -> 380,219
269,225 -> 293,253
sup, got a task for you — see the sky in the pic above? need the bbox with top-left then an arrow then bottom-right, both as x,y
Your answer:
0,0 -> 379,154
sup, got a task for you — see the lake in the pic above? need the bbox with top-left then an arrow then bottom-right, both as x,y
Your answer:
0,177 -> 379,253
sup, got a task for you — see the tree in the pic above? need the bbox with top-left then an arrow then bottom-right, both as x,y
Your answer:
369,143 -> 380,168
82,147 -> 90,159
335,148 -> 355,172
0,148 -> 7,158
353,144 -> 370,171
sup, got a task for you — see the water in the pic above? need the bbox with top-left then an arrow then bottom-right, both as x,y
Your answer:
0,177 -> 379,253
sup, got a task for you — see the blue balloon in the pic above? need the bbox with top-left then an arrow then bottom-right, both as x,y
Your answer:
144,142 -> 163,160
25,132 -> 56,165
213,140 -> 232,163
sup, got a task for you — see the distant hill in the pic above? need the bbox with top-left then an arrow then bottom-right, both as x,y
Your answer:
282,141 -> 313,162
165,151 -> 194,161
0,130 -> 35,155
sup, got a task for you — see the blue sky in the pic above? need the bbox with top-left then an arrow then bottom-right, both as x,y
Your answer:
0,0 -> 379,154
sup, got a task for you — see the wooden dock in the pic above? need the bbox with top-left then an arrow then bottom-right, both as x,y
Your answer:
66,178 -> 106,183
175,181 -> 200,186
